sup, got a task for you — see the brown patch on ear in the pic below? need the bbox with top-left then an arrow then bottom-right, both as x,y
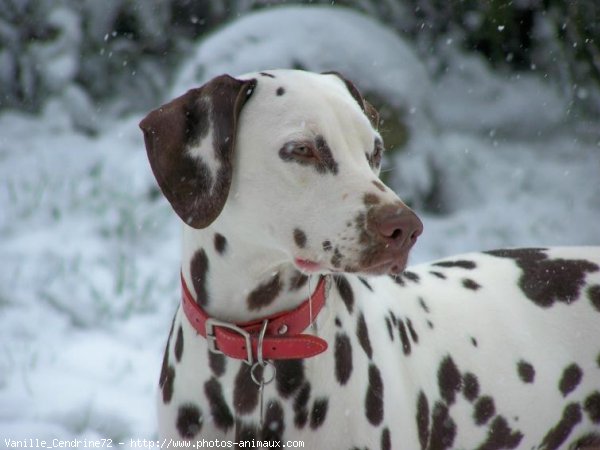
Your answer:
140,75 -> 257,228
322,71 -> 379,130
363,100 -> 380,130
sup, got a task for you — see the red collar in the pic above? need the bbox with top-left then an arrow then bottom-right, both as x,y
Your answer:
181,273 -> 329,363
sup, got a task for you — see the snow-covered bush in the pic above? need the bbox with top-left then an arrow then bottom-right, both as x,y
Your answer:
0,0 -> 218,118
0,1 -> 80,111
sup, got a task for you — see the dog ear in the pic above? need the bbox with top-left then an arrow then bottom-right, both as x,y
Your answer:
140,75 -> 257,229
322,71 -> 380,130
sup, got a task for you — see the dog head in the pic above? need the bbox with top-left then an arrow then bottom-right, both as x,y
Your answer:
140,70 -> 422,276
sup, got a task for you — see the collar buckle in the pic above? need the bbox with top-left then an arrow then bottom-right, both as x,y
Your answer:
205,318 -> 254,365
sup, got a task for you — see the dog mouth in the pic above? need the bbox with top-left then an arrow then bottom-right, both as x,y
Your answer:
294,258 -> 323,273
294,254 -> 409,276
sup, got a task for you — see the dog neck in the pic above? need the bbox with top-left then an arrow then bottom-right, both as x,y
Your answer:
180,225 -> 320,323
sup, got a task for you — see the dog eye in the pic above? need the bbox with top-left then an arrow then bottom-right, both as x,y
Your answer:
294,144 -> 313,157
281,141 -> 318,161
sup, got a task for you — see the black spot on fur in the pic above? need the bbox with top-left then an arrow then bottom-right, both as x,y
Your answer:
572,433 -> 600,449
385,317 -> 394,341
233,363 -> 260,414
474,396 -> 496,425
358,277 -> 373,291
274,359 -> 304,398
294,383 -> 311,428
162,365 -> 175,404
463,372 -> 480,402
463,278 -> 481,290
517,360 -> 535,383
204,377 -> 234,431
247,274 -> 282,310
403,271 -> 420,283
539,403 -> 582,450
293,228 -> 307,248
276,87 -> 285,96
406,318 -> 419,343
397,319 -> 412,355
476,416 -> 523,450
471,337 -> 478,347
390,274 -> 406,286
176,404 -> 203,439
159,314 -> 176,389
430,271 -> 447,279
559,363 -> 583,397
486,248 -> 599,308
357,313 -> 373,359
310,398 -> 329,429
418,297 -> 430,313
234,419 -> 257,442
438,355 -> 462,405
208,352 -> 226,377
335,317 -> 342,327
584,391 -> 600,423
335,275 -> 355,314
433,260 -> 477,269
159,348 -> 169,388
174,325 -> 184,362
429,401 -> 456,450
262,400 -> 285,443
365,364 -> 384,425
380,427 -> 391,450
334,333 -> 353,385
322,240 -> 333,251
589,284 -> 600,312
213,233 -> 227,254
416,391 -> 430,450
259,72 -> 275,78
289,270 -> 308,291
190,249 -> 209,305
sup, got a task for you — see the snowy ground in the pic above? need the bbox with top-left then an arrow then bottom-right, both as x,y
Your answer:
1,6 -> 599,447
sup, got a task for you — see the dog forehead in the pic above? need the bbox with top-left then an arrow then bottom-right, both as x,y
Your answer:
239,69 -> 346,92
238,70 -> 375,144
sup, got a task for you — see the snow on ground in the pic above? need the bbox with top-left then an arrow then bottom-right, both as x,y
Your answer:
0,104 -> 177,444
1,5 -> 599,446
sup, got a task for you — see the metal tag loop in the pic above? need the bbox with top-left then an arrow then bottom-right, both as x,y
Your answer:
251,359 -> 276,386
250,320 -> 276,386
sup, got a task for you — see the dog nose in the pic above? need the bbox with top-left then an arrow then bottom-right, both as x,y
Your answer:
369,205 -> 423,248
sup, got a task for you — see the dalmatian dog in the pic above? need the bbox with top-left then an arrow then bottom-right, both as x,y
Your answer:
140,70 -> 600,449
